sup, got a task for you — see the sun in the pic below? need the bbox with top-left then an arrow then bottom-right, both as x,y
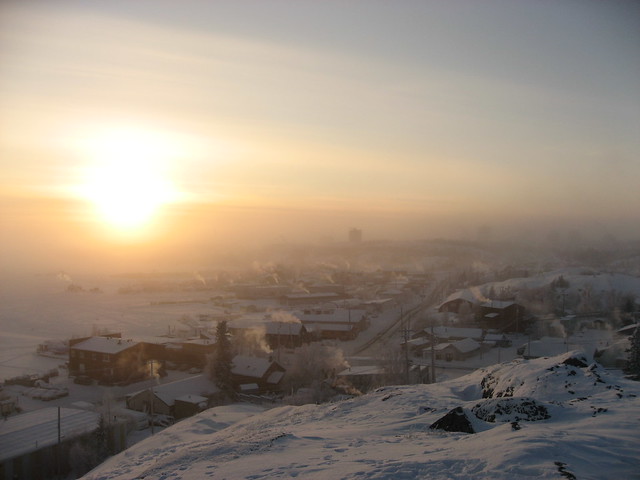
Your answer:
79,127 -> 180,233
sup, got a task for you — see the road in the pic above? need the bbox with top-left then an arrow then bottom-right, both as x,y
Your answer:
353,278 -> 448,355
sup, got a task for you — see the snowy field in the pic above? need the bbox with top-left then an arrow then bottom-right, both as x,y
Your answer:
0,272 -> 228,382
83,350 -> 640,480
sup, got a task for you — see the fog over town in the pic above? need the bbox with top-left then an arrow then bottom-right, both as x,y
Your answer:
1,1 -> 639,479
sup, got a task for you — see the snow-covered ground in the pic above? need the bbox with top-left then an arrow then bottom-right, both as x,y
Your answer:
83,350 -> 640,480
3,268 -> 639,479
0,273 -> 230,381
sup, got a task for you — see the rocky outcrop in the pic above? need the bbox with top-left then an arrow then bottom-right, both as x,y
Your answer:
472,397 -> 550,423
429,407 -> 476,433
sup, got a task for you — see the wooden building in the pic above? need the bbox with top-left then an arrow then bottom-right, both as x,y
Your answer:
264,321 -> 310,349
68,337 -> 146,385
126,375 -> 217,419
231,355 -> 286,393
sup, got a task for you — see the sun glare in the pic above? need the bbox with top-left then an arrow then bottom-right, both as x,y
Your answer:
78,127 -> 181,234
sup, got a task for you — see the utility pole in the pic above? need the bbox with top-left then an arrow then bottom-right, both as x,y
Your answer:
57,406 -> 61,477
149,361 -> 155,435
560,290 -> 568,317
430,319 -> 436,384
402,307 -> 410,384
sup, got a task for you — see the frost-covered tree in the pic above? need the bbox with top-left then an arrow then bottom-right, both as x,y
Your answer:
378,341 -> 406,386
283,343 -> 348,400
626,325 -> 640,380
209,321 -> 236,399
68,416 -> 110,477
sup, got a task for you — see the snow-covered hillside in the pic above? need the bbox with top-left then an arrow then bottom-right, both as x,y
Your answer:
84,351 -> 639,480
483,269 -> 640,300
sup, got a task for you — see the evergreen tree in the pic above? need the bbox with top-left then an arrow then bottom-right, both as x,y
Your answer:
210,320 -> 236,399
626,325 -> 640,380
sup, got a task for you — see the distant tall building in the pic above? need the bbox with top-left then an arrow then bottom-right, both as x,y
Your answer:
349,228 -> 362,243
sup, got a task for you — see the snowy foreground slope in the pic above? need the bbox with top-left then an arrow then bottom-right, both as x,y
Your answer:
85,352 -> 639,480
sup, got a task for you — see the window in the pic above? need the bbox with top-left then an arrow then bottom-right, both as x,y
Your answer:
103,354 -> 110,362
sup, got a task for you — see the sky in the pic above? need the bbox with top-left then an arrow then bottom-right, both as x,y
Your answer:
1,0 -> 639,271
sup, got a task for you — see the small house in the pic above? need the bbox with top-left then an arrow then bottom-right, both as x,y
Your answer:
428,326 -> 483,342
432,338 -> 481,362
264,321 -> 310,349
231,355 -> 286,393
336,365 -> 385,392
483,333 -> 512,348
126,375 -> 217,419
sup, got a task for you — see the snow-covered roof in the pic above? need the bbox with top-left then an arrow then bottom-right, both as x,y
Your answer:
617,323 -> 639,336
430,326 -> 483,340
267,370 -> 285,385
433,338 -> 480,354
303,322 -> 355,332
361,298 -> 394,305
232,355 -> 273,379
129,375 -> 217,407
484,333 -> 507,342
483,300 -> 516,309
71,336 -> 138,354
134,336 -> 178,346
175,394 -> 208,405
337,365 -> 384,376
0,407 -> 100,462
440,287 -> 489,307
296,309 -> 366,324
403,337 -> 430,347
181,338 -> 215,346
433,342 -> 453,352
452,338 -> 481,354
265,321 -> 305,335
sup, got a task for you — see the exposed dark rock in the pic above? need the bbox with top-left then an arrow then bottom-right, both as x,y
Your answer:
511,421 -> 521,431
480,372 -> 517,399
480,373 -> 496,398
591,407 -> 608,417
563,356 -> 588,368
472,397 -> 550,423
555,461 -> 577,480
418,406 -> 435,414
429,407 -> 476,434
